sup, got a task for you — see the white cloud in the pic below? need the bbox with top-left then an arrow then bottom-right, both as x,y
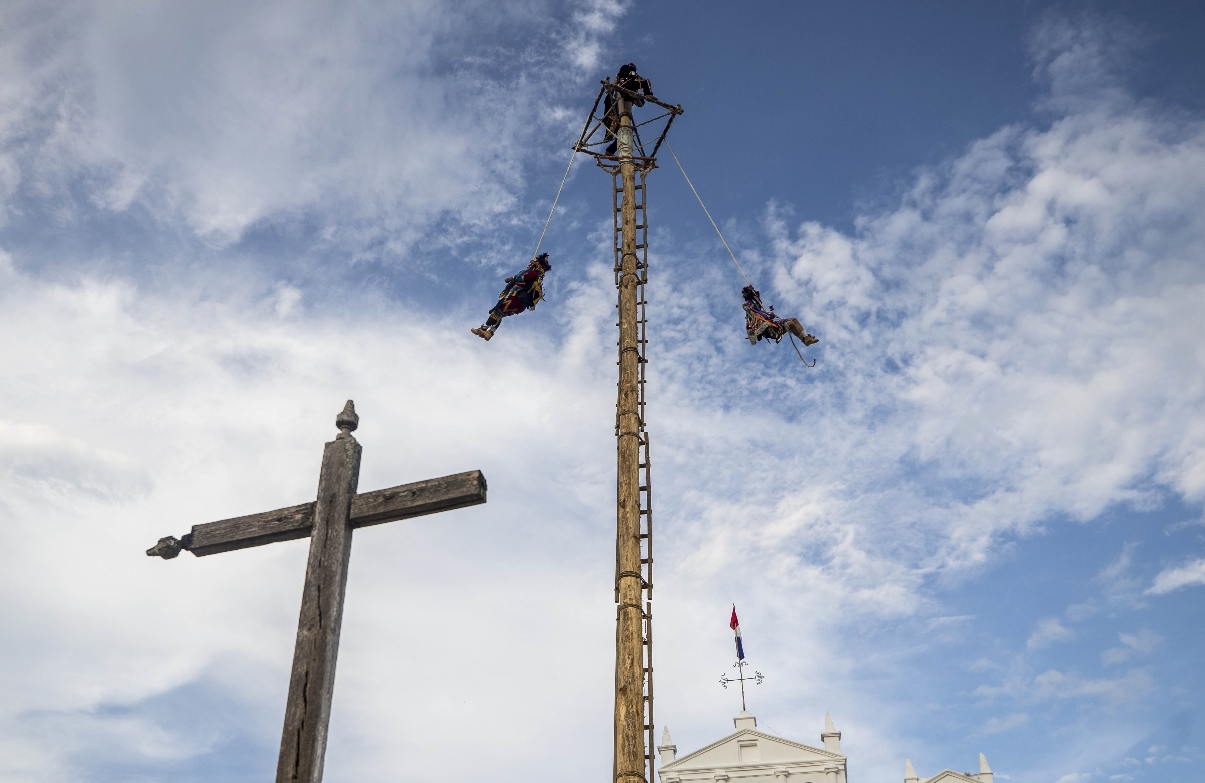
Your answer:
0,0 -> 625,253
1028,618 -> 1074,651
982,712 -> 1029,734
566,0 -> 629,70
0,259 -> 628,781
1100,628 -> 1162,666
1035,669 -> 1154,702
1146,557 -> 1205,595
1091,544 -> 1149,609
975,668 -> 1153,704
1055,774 -> 1092,783
756,14 -> 1205,589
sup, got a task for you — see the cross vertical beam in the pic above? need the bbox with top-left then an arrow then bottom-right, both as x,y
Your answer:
614,93 -> 647,783
276,402 -> 362,783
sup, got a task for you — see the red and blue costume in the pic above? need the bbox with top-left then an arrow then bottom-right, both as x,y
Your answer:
472,254 -> 551,341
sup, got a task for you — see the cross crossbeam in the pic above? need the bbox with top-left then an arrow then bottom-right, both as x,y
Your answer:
147,470 -> 486,558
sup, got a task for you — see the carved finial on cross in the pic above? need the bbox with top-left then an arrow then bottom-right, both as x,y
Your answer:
336,400 -> 359,437
146,536 -> 184,559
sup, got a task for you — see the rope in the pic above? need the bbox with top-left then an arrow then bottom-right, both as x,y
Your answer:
789,332 -> 816,367
668,142 -> 817,369
533,147 -> 578,258
666,142 -> 750,286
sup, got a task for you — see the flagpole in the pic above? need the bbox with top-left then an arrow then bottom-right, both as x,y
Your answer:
739,663 -> 747,712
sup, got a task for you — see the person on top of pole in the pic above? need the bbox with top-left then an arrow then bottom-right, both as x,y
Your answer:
604,62 -> 655,156
741,285 -> 819,347
471,253 -> 552,341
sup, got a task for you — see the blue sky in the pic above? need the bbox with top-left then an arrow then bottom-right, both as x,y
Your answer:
1,2 -> 1203,782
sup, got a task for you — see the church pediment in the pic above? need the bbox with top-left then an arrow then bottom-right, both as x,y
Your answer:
923,771 -> 981,783
662,729 -> 843,772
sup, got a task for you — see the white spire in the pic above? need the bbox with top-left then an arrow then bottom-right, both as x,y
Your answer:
905,759 -> 919,782
658,725 -> 678,764
978,753 -> 993,783
821,711 -> 842,754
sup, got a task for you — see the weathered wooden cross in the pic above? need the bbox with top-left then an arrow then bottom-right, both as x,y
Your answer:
146,400 -> 487,783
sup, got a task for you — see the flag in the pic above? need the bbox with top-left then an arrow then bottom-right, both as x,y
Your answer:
730,605 -> 745,660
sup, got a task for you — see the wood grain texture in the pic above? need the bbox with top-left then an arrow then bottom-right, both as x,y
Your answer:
185,471 -> 487,557
188,502 -> 316,557
350,470 -> 487,529
276,433 -> 361,783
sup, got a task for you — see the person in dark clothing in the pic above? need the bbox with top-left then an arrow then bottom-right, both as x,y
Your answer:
471,254 -> 552,341
604,63 -> 655,156
741,285 -> 819,347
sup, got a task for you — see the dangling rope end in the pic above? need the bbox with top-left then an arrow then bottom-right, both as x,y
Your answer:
789,332 -> 817,368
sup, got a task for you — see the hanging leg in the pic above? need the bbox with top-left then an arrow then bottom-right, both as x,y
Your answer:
471,311 -> 502,341
784,317 -> 819,346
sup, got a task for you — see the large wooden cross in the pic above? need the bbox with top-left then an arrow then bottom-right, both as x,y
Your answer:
146,401 -> 487,783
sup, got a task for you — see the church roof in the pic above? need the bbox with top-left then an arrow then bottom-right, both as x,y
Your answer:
661,726 -> 844,773
922,771 -> 983,783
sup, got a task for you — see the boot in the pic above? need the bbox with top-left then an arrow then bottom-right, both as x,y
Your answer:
471,326 -> 493,341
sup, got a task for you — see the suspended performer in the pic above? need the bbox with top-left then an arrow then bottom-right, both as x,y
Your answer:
741,285 -> 819,347
471,254 -> 552,341
604,62 -> 655,156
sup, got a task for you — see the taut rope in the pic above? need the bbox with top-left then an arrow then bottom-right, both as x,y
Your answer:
533,147 -> 579,258
666,142 -> 750,286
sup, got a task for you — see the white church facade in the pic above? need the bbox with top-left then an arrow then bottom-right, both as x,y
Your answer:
658,710 -> 847,783
657,710 -> 995,783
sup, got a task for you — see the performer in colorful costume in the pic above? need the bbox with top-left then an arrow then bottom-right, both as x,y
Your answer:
471,254 -> 551,341
742,285 -> 819,347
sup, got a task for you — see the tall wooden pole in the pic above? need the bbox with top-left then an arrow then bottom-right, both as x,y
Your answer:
276,402 -> 362,783
614,95 -> 647,783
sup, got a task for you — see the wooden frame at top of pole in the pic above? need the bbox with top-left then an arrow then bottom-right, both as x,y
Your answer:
575,78 -> 684,167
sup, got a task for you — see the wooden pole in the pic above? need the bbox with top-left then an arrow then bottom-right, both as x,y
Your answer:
276,401 -> 363,783
614,94 -> 647,783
